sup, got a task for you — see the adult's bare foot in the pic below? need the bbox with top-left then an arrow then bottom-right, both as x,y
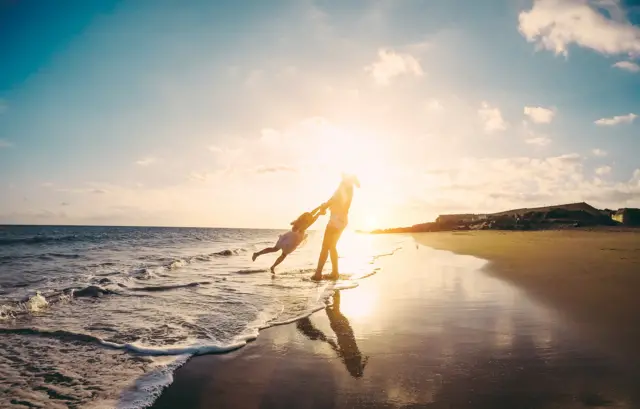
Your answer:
328,272 -> 339,280
310,273 -> 322,281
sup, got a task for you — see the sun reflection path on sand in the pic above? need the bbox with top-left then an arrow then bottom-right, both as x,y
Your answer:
337,287 -> 379,319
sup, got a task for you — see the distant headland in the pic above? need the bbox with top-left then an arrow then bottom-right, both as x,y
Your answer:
370,202 -> 640,234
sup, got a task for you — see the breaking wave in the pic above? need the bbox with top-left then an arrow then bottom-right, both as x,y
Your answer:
129,282 -> 212,292
0,327 -> 253,356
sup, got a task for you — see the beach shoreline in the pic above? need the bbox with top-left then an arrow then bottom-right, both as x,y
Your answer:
150,231 -> 640,408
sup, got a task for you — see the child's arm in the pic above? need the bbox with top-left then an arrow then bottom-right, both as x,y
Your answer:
310,202 -> 329,216
310,204 -> 324,214
309,210 -> 323,225
303,203 -> 329,229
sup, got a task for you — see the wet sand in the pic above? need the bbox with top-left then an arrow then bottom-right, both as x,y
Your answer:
413,230 -> 640,363
150,238 -> 640,409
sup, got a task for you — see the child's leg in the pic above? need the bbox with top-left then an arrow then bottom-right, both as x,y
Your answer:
252,246 -> 278,261
270,252 -> 287,274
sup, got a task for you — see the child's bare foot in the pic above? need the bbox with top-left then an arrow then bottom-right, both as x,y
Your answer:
270,267 -> 275,275
252,253 -> 257,262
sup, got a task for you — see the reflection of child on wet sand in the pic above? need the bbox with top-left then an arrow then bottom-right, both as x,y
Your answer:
252,204 -> 326,274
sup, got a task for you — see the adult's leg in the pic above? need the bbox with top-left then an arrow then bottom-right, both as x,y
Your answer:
327,228 -> 344,279
312,227 -> 333,280
252,246 -> 278,261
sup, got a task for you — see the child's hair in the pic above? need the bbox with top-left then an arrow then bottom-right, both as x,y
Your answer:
291,212 -> 314,232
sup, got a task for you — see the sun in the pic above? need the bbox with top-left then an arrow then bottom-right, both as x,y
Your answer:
360,213 -> 380,232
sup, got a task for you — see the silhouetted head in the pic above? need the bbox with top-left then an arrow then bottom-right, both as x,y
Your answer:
291,212 -> 314,232
345,355 -> 368,378
341,173 -> 360,188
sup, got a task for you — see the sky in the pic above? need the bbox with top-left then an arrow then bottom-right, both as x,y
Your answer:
1,0 -> 639,230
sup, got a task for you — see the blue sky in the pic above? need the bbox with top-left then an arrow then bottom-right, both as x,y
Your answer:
1,0 -> 639,228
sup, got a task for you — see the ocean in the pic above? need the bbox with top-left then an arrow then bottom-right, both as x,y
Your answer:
0,225 -> 406,408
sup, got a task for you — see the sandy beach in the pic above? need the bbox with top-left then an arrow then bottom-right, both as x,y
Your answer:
413,229 -> 640,362
151,231 -> 640,409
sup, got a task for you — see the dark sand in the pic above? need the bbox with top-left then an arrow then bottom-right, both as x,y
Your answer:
151,235 -> 640,409
413,230 -> 640,363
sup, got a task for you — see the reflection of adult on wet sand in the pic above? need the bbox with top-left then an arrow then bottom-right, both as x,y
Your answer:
296,290 -> 368,378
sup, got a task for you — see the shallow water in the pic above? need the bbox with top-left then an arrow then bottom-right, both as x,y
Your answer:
153,238 -> 640,408
0,226 -> 406,408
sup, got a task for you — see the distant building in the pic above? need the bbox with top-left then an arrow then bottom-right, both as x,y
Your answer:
612,208 -> 640,226
436,214 -> 487,225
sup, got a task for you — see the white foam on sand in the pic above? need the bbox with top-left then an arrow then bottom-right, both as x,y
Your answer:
101,336 -> 255,356
113,278 -> 355,408
117,355 -> 191,409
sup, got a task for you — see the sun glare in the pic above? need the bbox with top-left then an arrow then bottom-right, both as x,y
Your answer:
311,125 -> 385,180
292,121 -> 394,230
361,214 -> 379,232
337,288 -> 378,319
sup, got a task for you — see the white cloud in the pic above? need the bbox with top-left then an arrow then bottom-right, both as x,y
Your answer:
413,153 -> 640,213
0,139 -> 13,148
524,106 -> 556,124
135,157 -> 158,166
594,113 -> 637,126
425,99 -> 444,112
612,61 -> 640,72
596,165 -> 612,175
189,172 -> 210,182
365,48 -> 424,85
592,148 -> 608,156
254,165 -> 298,174
208,145 -> 223,153
526,136 -> 552,146
518,0 -> 640,57
478,102 -> 508,133
260,128 -> 281,144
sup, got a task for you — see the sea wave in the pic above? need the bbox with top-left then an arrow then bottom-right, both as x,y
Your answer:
0,291 -> 54,320
0,285 -> 117,319
42,252 -> 82,259
193,248 -> 246,261
129,282 -> 212,292
0,252 -> 81,263
0,234 -> 88,246
141,249 -> 246,273
131,268 -> 158,280
0,327 -> 254,356
234,268 -> 268,275
371,247 -> 403,261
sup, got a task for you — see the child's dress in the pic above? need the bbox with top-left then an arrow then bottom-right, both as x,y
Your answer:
275,230 -> 307,255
